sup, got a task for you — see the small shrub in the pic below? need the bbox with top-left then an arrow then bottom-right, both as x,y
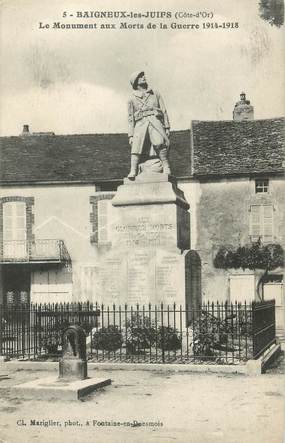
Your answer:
192,311 -> 230,359
41,338 -> 59,355
39,319 -> 70,355
158,326 -> 182,351
79,321 -> 93,335
126,313 -> 156,354
93,325 -> 123,351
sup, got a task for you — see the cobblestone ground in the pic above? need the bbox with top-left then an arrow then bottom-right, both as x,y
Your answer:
0,358 -> 284,443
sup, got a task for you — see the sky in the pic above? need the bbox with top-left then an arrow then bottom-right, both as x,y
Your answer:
0,0 -> 284,136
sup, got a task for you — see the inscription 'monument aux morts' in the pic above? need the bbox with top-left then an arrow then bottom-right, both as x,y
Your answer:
113,219 -> 174,247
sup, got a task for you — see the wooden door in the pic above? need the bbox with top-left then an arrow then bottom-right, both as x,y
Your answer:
31,269 -> 72,304
229,274 -> 255,303
264,281 -> 284,338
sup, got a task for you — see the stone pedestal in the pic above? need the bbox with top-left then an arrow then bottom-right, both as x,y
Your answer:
95,174 -> 201,308
59,325 -> 87,380
112,173 -> 190,252
59,359 -> 87,380
59,325 -> 88,380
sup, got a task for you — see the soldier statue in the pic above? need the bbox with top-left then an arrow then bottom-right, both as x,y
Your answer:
127,71 -> 171,178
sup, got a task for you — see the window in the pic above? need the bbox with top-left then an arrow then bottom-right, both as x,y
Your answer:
3,201 -> 27,257
98,199 -> 113,243
96,182 -> 121,192
90,192 -> 114,245
90,193 -> 114,245
249,204 -> 274,242
255,179 -> 269,193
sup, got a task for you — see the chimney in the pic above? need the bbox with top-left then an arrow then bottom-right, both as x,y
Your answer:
21,124 -> 31,136
20,124 -> 55,136
233,92 -> 254,121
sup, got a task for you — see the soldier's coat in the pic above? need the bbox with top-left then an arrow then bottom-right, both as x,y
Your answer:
127,89 -> 170,155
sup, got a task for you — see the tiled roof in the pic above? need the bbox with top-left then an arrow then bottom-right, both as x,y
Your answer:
192,118 -> 285,177
1,118 -> 284,184
0,130 -> 191,184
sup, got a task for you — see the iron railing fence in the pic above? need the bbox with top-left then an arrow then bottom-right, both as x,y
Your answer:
252,300 -> 276,359
90,302 -> 254,364
0,300 -> 275,365
0,302 -> 98,359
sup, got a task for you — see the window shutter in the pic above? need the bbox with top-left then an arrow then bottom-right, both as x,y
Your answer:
249,204 -> 274,242
263,205 -> 273,241
3,202 -> 13,240
250,205 -> 261,239
97,199 -> 113,243
98,200 -> 108,243
15,202 -> 26,240
106,200 -> 113,241
3,202 -> 27,257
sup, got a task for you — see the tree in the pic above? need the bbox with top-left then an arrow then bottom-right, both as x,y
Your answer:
259,0 -> 284,27
214,239 -> 284,300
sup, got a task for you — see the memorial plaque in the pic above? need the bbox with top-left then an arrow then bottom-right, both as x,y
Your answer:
96,248 -> 186,306
111,205 -> 178,249
97,257 -> 126,305
127,249 -> 155,304
155,250 -> 184,304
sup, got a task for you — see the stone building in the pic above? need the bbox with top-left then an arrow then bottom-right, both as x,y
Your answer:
0,95 -> 284,334
191,117 -> 284,303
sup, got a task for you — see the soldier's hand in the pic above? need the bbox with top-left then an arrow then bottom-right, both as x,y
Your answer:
129,137 -> 133,146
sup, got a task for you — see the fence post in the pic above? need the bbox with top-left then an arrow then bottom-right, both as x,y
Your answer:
252,301 -> 256,358
0,304 -> 3,358
38,304 -> 42,356
273,299 -> 276,338
21,303 -> 25,359
161,303 -> 165,363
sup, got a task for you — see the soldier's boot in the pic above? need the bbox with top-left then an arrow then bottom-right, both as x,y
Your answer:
127,154 -> 140,179
158,148 -> 171,174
